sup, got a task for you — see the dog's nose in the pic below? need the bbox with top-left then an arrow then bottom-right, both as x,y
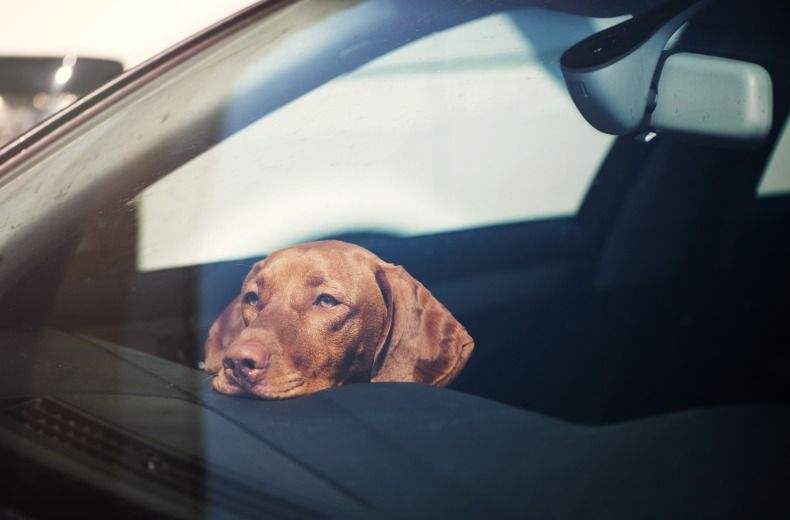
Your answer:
222,343 -> 271,381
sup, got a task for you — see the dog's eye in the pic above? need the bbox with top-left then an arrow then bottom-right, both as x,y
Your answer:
316,294 -> 339,308
242,291 -> 259,306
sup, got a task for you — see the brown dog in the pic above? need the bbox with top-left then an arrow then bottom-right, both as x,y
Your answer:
204,240 -> 473,399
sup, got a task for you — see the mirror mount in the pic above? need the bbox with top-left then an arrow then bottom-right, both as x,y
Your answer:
560,0 -> 773,144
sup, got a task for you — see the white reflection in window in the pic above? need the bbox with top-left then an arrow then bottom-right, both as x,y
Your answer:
137,8 -> 624,271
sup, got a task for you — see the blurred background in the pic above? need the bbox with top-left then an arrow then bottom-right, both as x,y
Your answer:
0,0 -> 254,144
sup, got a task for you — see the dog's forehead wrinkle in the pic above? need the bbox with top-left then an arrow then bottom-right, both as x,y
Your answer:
267,248 -> 373,292
305,272 -> 326,288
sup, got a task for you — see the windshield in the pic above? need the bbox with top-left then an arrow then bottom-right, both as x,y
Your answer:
0,0 -> 788,420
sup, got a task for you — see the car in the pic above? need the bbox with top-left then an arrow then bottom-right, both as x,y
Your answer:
0,0 -> 788,517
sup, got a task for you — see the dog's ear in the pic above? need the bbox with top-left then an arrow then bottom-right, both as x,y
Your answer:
203,295 -> 244,374
371,264 -> 474,386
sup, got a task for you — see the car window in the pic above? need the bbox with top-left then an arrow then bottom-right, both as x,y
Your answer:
2,2 -> 790,517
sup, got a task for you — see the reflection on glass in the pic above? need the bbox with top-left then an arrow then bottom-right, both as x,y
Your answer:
53,55 -> 78,87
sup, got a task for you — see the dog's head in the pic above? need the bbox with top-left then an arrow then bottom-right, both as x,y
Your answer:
204,240 -> 473,399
